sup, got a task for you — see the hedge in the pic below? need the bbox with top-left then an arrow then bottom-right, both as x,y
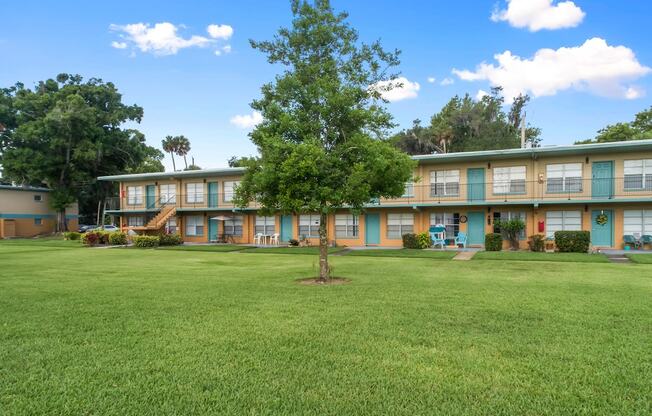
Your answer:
159,233 -> 183,246
554,231 -> 590,253
133,235 -> 160,248
528,234 -> 545,252
485,233 -> 503,251
63,231 -> 81,241
108,232 -> 128,246
81,232 -> 100,246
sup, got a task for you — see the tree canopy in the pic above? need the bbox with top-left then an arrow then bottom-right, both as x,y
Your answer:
235,0 -> 415,281
576,106 -> 652,144
0,74 -> 163,227
390,87 -> 541,155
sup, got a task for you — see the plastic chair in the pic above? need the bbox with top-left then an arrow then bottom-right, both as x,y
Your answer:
454,231 -> 467,248
641,235 -> 652,249
254,233 -> 263,245
430,224 -> 446,249
271,233 -> 280,245
623,235 -> 641,250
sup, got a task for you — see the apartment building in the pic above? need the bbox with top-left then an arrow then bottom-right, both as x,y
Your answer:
98,140 -> 652,249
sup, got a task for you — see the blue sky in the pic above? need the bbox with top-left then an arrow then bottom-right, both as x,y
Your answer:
2,0 -> 651,170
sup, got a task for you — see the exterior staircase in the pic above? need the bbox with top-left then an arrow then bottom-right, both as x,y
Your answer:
131,205 -> 176,231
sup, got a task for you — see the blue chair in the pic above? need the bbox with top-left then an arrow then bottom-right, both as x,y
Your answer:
641,235 -> 652,249
623,235 -> 641,250
430,225 -> 446,249
454,231 -> 467,248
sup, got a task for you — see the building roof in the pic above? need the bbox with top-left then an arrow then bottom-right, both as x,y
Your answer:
97,139 -> 652,182
0,184 -> 51,192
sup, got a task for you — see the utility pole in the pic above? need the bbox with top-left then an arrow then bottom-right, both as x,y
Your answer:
520,111 -> 527,148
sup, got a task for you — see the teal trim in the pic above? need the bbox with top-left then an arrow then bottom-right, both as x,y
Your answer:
98,167 -> 246,182
0,213 -> 55,219
0,185 -> 51,192
65,214 -> 80,219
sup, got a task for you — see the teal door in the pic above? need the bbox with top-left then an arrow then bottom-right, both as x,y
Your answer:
467,211 -> 485,245
280,215 -> 293,242
592,161 -> 614,199
467,168 -> 485,201
208,182 -> 218,208
591,210 -> 613,247
208,218 -> 219,242
146,185 -> 156,209
365,213 -> 381,245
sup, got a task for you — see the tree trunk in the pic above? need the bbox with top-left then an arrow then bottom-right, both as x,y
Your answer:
183,155 -> 188,170
96,200 -> 102,227
56,210 -> 66,233
318,212 -> 329,281
170,153 -> 176,171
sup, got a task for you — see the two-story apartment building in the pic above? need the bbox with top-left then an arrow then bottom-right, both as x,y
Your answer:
98,139 -> 652,249
0,185 -> 79,238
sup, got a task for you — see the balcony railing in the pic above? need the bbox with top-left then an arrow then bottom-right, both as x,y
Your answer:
105,177 -> 651,212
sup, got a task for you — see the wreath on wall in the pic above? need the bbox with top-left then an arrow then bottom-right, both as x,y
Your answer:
595,213 -> 608,226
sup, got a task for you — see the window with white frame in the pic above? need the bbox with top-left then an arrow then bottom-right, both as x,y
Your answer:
223,181 -> 240,202
402,181 -> 414,198
165,217 -> 177,234
546,163 -> 582,193
387,213 -> 414,239
33,194 -> 43,202
430,213 -> 459,239
224,216 -> 243,236
430,170 -> 460,197
185,215 -> 204,236
299,214 -> 320,238
545,211 -> 581,239
128,216 -> 144,227
255,216 -> 275,235
127,186 -> 143,205
186,183 -> 204,204
623,210 -> 652,238
493,211 -> 527,239
493,166 -> 526,194
160,184 -> 176,204
335,214 -> 359,238
624,160 -> 652,191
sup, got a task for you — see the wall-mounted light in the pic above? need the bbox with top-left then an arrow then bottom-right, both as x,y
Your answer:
585,156 -> 589,164
584,204 -> 588,212
487,162 -> 491,169
487,215 -> 491,225
487,206 -> 492,213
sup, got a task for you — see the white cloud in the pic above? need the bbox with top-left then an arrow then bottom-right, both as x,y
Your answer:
109,22 -> 213,55
452,38 -> 651,102
214,45 -> 231,56
230,111 -> 263,129
207,24 -> 233,40
476,89 -> 490,100
440,77 -> 454,86
427,77 -> 436,84
491,0 -> 585,31
371,76 -> 420,102
111,41 -> 128,49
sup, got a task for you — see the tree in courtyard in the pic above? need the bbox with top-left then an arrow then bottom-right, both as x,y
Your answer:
234,0 -> 415,281
0,74 -> 162,229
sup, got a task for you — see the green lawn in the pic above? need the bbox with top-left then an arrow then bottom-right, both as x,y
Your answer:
346,248 -> 457,259
473,250 -> 610,263
1,239 -> 651,415
156,244 -> 247,252
626,253 -> 652,264
240,246 -> 346,255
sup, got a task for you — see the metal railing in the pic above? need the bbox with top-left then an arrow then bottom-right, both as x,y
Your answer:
106,177 -> 652,211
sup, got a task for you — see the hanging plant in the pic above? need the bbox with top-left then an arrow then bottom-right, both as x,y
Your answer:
596,213 -> 608,226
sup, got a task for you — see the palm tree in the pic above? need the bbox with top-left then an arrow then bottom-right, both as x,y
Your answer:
161,135 -> 177,171
175,136 -> 191,170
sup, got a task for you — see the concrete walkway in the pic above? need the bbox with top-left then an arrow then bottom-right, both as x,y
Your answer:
452,251 -> 477,261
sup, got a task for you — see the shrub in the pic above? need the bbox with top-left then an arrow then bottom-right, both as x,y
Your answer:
554,231 -> 590,253
95,231 -> 110,245
485,233 -> 503,251
495,218 -> 525,250
528,234 -> 545,252
108,232 -> 127,246
416,232 -> 431,249
63,231 -> 81,241
81,232 -> 100,246
159,233 -> 183,246
133,235 -> 160,248
402,233 -> 419,249
288,239 -> 299,246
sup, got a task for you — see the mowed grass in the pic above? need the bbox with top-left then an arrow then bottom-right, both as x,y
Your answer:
627,253 -> 652,264
1,240 -> 651,415
240,246 -> 346,255
346,248 -> 457,259
156,244 -> 247,252
473,250 -> 610,263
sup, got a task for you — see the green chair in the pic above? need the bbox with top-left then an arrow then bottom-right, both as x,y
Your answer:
623,235 -> 642,250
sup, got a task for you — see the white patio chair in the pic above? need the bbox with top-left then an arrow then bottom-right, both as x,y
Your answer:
271,233 -> 280,245
254,233 -> 263,245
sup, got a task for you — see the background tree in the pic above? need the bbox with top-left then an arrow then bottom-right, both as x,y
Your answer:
175,135 -> 191,169
161,135 -> 178,171
390,88 -> 541,154
235,0 -> 415,282
227,155 -> 258,167
576,106 -> 652,144
0,74 -> 162,228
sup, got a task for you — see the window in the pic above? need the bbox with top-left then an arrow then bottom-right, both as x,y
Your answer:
402,181 -> 414,198
34,218 -> 42,226
430,170 -> 460,197
430,213 -> 459,239
624,159 -> 652,191
623,210 -> 652,238
127,186 -> 143,205
493,211 -> 526,239
335,214 -> 359,238
33,195 -> 43,202
223,181 -> 240,202
298,214 -> 320,238
160,184 -> 176,204
387,213 -> 414,239
546,163 -> 582,193
493,166 -> 526,194
225,216 -> 243,236
186,183 -> 204,204
255,216 -> 275,235
128,216 -> 144,227
165,217 -> 177,234
185,215 -> 204,236
546,211 -> 581,239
